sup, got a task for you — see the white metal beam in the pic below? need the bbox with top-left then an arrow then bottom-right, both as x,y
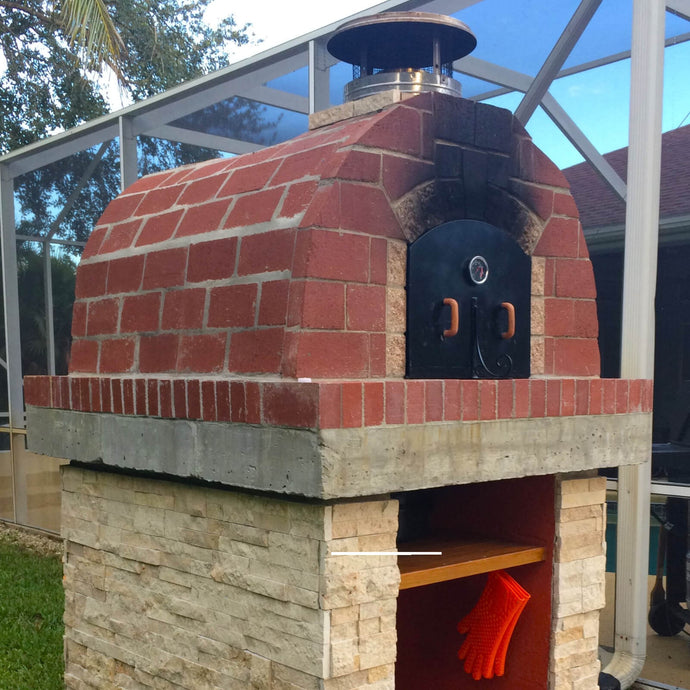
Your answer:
47,141 -> 110,241
620,3 -> 665,381
603,1 -> 666,688
515,0 -> 602,124
469,31 -> 690,102
559,31 -> 690,76
16,234 -> 86,248
0,167 -> 25,429
43,245 -> 55,376
131,52 -> 310,136
541,93 -> 627,200
119,116 -> 138,191
666,0 -> 690,20
244,85 -> 310,113
150,126 -> 265,155
454,55 -> 533,92
309,39 -> 332,114
6,122 -> 118,178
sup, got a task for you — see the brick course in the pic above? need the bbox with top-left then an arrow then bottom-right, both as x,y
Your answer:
26,375 -> 652,427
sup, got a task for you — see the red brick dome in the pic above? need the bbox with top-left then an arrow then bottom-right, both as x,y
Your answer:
70,93 -> 598,380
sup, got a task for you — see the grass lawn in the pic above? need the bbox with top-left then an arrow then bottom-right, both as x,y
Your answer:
0,526 -> 64,690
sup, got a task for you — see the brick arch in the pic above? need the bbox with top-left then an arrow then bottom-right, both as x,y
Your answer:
378,98 -> 575,261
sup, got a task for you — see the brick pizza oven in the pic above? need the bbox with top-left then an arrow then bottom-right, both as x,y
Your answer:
25,13 -> 651,690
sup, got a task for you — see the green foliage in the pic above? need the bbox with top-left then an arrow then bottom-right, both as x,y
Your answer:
0,1 -> 278,380
0,0 -> 251,153
60,0 -> 126,79
110,0 -> 250,102
0,537 -> 64,690
17,246 -> 77,375
0,0 -> 108,152
2,1 -> 278,246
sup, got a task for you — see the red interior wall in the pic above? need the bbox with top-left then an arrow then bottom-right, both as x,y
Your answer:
395,475 -> 555,689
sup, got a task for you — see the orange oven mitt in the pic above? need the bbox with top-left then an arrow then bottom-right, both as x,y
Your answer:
457,570 -> 530,680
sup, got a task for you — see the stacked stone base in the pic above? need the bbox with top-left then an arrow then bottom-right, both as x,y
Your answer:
551,475 -> 607,689
62,466 -> 606,690
62,466 -> 398,690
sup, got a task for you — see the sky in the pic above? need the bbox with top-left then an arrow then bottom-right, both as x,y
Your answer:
4,0 -> 688,171
105,0 -> 690,172
200,0 -> 690,171
209,0 -> 382,61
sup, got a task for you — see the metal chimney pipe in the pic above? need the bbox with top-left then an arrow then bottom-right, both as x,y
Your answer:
326,12 -> 476,102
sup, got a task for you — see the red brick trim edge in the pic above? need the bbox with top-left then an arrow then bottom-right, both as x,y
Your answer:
25,376 -> 652,430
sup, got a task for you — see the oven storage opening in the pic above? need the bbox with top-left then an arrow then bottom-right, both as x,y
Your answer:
394,476 -> 554,689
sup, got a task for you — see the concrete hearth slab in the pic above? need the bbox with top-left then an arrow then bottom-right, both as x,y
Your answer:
27,405 -> 650,499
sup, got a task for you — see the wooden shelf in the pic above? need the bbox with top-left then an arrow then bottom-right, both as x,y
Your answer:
397,537 -> 546,589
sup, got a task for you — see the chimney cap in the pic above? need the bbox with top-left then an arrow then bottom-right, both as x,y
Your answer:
327,11 -> 476,71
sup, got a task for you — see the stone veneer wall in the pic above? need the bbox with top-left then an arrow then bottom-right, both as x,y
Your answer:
62,465 -> 399,690
62,465 -> 607,690
551,474 -> 607,690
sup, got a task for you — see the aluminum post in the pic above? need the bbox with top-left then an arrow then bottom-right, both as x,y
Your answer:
0,166 -> 25,428
309,39 -> 331,114
43,241 -> 56,375
119,116 -> 138,192
514,0 -> 602,125
602,0 -> 665,687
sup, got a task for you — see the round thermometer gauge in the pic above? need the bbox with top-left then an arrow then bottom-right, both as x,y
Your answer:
468,255 -> 489,285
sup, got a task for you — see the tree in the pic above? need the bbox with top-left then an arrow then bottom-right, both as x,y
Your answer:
0,0 -> 254,153
0,1 -> 279,379
17,248 -> 76,376
58,0 -> 126,80
2,0 -> 279,246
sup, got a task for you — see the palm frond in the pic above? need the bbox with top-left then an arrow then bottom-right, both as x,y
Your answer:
58,0 -> 127,81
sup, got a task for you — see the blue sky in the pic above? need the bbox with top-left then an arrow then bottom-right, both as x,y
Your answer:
518,39 -> 690,169
213,0 -> 690,170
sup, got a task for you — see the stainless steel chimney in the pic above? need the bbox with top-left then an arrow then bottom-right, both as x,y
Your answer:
326,12 -> 476,102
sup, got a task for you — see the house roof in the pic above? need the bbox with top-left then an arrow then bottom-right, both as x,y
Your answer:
563,124 -> 690,229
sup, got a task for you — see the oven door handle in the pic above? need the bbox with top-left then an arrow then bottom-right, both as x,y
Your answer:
442,298 -> 459,338
500,302 -> 515,340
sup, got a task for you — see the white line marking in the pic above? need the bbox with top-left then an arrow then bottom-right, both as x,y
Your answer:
331,551 -> 443,556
